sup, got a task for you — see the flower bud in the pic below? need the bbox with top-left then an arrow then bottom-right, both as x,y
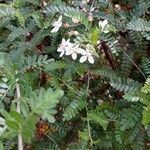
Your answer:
72,18 -> 80,23
73,31 -> 79,35
114,4 -> 121,11
88,15 -> 93,22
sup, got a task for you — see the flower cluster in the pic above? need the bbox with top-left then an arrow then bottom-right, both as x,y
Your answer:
51,17 -> 112,64
57,38 -> 95,64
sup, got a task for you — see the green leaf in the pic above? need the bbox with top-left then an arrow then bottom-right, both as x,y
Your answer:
14,10 -> 25,26
0,4 -> 14,17
79,129 -> 89,142
0,117 -> 5,126
31,11 -> 44,28
10,110 -> 24,124
0,110 -> 12,120
89,27 -> 100,46
2,130 -> 18,139
88,111 -> 109,130
142,78 -> 150,94
0,141 -> 4,150
20,101 -> 30,118
6,120 -> 20,130
29,88 -> 63,116
142,107 -> 150,128
22,114 -> 38,143
44,5 -> 91,30
63,99 -> 87,121
43,114 -> 56,123
0,102 -> 4,110
127,19 -> 150,32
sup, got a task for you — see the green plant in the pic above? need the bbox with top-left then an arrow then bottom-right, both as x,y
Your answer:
0,0 -> 150,150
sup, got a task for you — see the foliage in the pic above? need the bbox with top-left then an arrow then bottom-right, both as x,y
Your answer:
0,0 -> 150,149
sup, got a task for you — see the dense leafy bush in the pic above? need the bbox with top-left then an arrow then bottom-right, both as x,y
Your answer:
0,0 -> 150,149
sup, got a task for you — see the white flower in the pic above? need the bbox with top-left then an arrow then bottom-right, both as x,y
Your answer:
79,45 -> 94,64
114,4 -> 121,11
99,20 -> 110,33
42,1 -> 47,6
65,44 -> 86,60
51,15 -> 62,33
65,44 -> 79,60
57,38 -> 72,57
88,15 -> 93,22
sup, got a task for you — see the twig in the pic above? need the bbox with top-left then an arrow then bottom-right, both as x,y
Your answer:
16,81 -> 23,150
0,80 -> 16,102
46,135 -> 58,146
35,67 -> 80,94
85,73 -> 93,147
122,50 -> 146,80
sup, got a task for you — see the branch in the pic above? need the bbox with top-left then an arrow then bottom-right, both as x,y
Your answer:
16,81 -> 23,150
85,73 -> 93,147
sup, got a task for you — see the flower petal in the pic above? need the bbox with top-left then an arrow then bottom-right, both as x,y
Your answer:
103,20 -> 108,26
66,39 -> 70,43
72,53 -> 77,60
99,21 -> 103,27
51,16 -> 62,33
57,22 -> 62,28
57,47 -> 63,52
65,49 -> 72,55
52,21 -> 57,26
99,20 -> 108,30
103,30 -> 109,33
88,55 -> 94,64
57,15 -> 62,23
62,38 -> 65,43
60,50 -> 65,57
79,55 -> 87,63
51,27 -> 59,33
77,48 -> 87,55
